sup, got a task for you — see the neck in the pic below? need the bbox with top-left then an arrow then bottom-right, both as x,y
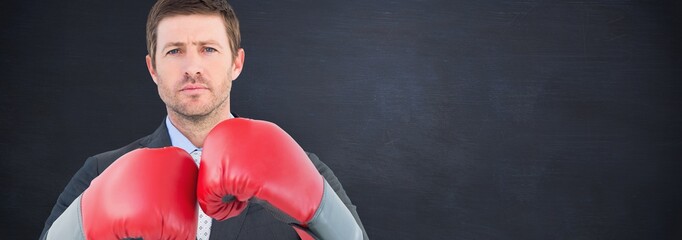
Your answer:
167,101 -> 231,148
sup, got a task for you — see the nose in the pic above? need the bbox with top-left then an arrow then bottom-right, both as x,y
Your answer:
183,51 -> 203,78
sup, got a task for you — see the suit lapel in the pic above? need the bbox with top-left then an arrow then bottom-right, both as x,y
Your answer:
139,119 -> 172,148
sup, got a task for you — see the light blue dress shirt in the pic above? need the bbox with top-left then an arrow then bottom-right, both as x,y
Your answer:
165,114 -> 234,153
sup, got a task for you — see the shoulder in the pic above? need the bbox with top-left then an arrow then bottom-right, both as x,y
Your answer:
305,152 -> 344,193
39,130 -> 164,239
306,151 -> 323,165
305,152 -> 332,176
86,134 -> 155,174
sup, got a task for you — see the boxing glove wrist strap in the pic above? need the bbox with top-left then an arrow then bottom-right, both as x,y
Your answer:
46,194 -> 86,240
306,180 -> 363,240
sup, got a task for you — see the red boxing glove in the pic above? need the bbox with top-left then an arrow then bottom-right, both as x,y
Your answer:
46,147 -> 198,240
197,118 -> 362,240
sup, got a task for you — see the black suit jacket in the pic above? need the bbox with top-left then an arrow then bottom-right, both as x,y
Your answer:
40,119 -> 367,240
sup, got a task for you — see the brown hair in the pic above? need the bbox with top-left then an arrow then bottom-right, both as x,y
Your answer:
146,0 -> 241,67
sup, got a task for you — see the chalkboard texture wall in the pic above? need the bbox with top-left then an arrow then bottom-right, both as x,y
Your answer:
1,0 -> 681,239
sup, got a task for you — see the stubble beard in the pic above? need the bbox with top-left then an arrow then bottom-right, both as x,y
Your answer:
160,75 -> 232,124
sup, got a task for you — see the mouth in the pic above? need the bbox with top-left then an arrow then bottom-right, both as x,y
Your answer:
180,85 -> 209,93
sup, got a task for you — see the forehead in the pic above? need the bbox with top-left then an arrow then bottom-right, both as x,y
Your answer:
156,14 -> 228,47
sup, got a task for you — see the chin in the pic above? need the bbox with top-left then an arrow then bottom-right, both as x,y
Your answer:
172,104 -> 211,117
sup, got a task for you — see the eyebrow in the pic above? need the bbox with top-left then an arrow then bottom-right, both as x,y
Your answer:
162,40 -> 222,50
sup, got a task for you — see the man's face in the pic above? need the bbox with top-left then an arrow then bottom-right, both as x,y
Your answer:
146,14 -> 244,119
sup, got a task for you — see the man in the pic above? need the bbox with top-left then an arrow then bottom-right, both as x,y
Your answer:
39,0 -> 368,239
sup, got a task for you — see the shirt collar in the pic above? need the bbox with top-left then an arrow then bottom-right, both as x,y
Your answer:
166,116 -> 197,154
165,114 -> 234,153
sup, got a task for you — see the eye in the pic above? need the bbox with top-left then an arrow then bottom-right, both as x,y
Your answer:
204,47 -> 218,53
166,49 -> 180,55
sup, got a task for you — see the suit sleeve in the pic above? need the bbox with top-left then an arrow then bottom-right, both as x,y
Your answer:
307,153 -> 369,240
39,157 -> 99,240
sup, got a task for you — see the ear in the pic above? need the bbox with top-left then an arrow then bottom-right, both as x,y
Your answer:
230,48 -> 245,81
145,54 -> 159,84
